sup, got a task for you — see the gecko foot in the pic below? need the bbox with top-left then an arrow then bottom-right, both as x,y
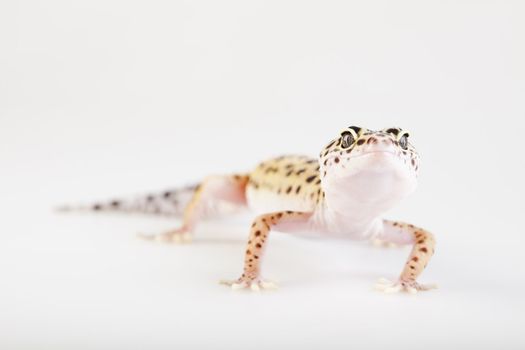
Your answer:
220,277 -> 278,292
370,238 -> 399,248
375,278 -> 437,294
137,227 -> 192,244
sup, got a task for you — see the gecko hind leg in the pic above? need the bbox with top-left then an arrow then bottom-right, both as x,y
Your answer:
139,174 -> 249,244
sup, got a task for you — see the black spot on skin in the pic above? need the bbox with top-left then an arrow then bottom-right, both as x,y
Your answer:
349,126 -> 361,134
326,140 -> 336,149
357,139 -> 366,146
334,157 -> 340,163
386,128 -> 399,136
315,179 -> 321,184
305,160 -> 316,164
286,170 -> 293,176
286,186 -> 292,194
306,175 -> 317,183
295,185 -> 301,194
265,167 -> 279,174
256,243 -> 262,248
367,137 -> 377,144
420,247 -> 428,253
163,191 -> 172,198
110,200 -> 120,207
255,230 -> 261,236
296,169 -> 306,175
93,204 -> 102,211
285,164 -> 294,169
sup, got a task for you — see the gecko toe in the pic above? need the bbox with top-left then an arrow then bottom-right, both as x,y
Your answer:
260,281 -> 278,289
375,278 -> 437,294
231,283 -> 246,290
221,278 -> 277,291
406,286 -> 418,294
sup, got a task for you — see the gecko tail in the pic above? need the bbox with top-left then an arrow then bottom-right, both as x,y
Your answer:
56,184 -> 199,217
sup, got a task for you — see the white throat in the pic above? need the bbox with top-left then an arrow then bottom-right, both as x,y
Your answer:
321,154 -> 417,228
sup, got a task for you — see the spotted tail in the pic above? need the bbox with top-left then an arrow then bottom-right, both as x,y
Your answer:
57,184 -> 199,217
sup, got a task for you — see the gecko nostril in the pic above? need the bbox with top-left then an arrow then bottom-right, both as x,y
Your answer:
367,137 -> 377,144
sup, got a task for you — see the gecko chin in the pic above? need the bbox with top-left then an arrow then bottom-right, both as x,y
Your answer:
322,151 -> 418,212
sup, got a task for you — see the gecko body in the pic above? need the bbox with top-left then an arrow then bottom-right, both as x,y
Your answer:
68,126 -> 436,294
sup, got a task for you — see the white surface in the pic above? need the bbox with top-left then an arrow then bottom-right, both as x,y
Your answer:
1,0 -> 524,349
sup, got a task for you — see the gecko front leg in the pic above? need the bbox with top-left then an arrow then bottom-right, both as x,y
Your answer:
221,211 -> 312,291
375,220 -> 436,294
140,174 -> 249,243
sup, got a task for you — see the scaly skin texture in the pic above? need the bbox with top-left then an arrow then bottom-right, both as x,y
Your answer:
69,126 -> 436,294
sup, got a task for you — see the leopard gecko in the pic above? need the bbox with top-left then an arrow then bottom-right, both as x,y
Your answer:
62,126 -> 436,294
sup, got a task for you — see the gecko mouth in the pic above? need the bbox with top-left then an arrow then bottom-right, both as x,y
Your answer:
347,150 -> 399,160
325,150 -> 400,163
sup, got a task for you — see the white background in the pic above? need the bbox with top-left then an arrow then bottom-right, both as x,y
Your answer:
1,1 -> 524,349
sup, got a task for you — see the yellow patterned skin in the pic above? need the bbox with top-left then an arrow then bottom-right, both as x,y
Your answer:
245,155 -> 324,214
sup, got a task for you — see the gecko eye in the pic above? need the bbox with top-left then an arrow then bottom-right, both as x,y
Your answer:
399,134 -> 409,150
341,132 -> 356,149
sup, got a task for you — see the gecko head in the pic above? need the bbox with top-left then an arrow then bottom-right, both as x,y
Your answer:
319,126 -> 420,209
